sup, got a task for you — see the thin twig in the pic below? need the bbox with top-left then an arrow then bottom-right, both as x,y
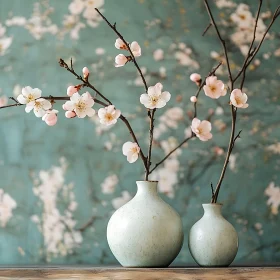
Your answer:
149,135 -> 194,174
145,109 -> 156,180
95,8 -> 148,92
233,4 -> 280,84
202,23 -> 212,36
204,0 -> 236,203
204,0 -> 233,89
237,0 -> 263,90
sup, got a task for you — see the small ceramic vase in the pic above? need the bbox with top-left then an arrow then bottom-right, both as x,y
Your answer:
188,203 -> 238,267
107,181 -> 184,267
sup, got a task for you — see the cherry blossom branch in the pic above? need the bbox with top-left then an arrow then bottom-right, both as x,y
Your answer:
204,0 -> 280,203
0,96 -> 108,109
149,135 -> 194,174
238,0 -> 263,90
233,3 -> 280,87
148,62 -> 222,175
204,0 -> 233,90
95,8 -> 148,92
59,59 -> 112,105
204,0 -> 237,203
145,109 -> 156,180
58,59 -> 149,173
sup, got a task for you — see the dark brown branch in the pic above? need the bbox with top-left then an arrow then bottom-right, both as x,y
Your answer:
204,0 -> 237,203
237,0 -> 263,90
233,3 -> 280,85
59,59 -> 112,105
95,8 -> 148,92
211,106 -> 237,203
204,0 -> 233,89
202,23 -> 212,36
145,109 -> 156,180
149,135 -> 194,174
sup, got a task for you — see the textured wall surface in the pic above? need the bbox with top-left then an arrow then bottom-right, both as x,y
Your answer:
0,0 -> 279,265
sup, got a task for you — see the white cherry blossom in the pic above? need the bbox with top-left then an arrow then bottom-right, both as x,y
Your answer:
203,76 -> 227,99
63,92 -> 95,118
115,54 -> 128,67
140,83 -> 171,109
115,38 -> 127,50
230,89 -> 249,108
130,41 -> 141,57
98,105 -> 121,126
122,142 -> 140,163
17,86 -> 42,104
25,98 -> 52,117
191,118 -> 213,141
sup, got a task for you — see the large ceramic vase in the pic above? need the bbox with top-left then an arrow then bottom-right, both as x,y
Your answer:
188,203 -> 238,267
107,181 -> 184,267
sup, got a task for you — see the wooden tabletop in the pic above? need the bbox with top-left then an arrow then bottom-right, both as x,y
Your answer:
0,266 -> 279,280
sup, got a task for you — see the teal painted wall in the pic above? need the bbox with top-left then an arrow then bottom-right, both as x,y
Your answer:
0,0 -> 279,264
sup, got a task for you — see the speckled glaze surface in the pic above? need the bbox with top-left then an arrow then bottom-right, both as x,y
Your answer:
188,203 -> 238,267
107,181 -> 184,267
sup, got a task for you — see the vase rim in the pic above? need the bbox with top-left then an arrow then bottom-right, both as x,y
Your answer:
202,203 -> 223,206
136,180 -> 158,183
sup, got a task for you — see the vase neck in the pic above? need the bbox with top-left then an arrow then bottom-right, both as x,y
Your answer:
202,203 -> 223,217
136,181 -> 158,198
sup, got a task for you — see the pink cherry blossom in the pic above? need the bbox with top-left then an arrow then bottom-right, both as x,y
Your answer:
67,86 -> 78,97
191,118 -> 213,141
82,67 -> 90,79
130,41 -> 141,57
190,96 -> 197,103
115,54 -> 128,67
115,38 -> 127,50
63,92 -> 95,118
98,105 -> 121,126
140,83 -> 171,109
190,73 -> 201,83
65,111 -> 76,118
42,110 -> 58,126
203,76 -> 227,99
122,142 -> 140,163
230,89 -> 249,108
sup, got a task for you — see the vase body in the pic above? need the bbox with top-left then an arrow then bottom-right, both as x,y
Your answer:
188,203 -> 238,267
107,181 -> 184,267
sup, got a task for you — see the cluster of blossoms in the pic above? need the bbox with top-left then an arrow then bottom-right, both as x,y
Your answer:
114,38 -> 141,67
17,86 -> 58,126
189,72 -> 249,141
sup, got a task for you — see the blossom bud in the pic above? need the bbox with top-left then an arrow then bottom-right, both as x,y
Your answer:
83,67 -> 90,79
190,96 -> 197,103
65,111 -> 76,118
67,86 -> 78,97
190,73 -> 201,83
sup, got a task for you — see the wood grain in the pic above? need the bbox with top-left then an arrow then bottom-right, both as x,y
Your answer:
0,267 -> 279,280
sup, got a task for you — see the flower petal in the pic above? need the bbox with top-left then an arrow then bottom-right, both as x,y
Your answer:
127,151 -> 138,163
17,94 -> 27,104
122,141 -> 133,156
86,107 -> 95,117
